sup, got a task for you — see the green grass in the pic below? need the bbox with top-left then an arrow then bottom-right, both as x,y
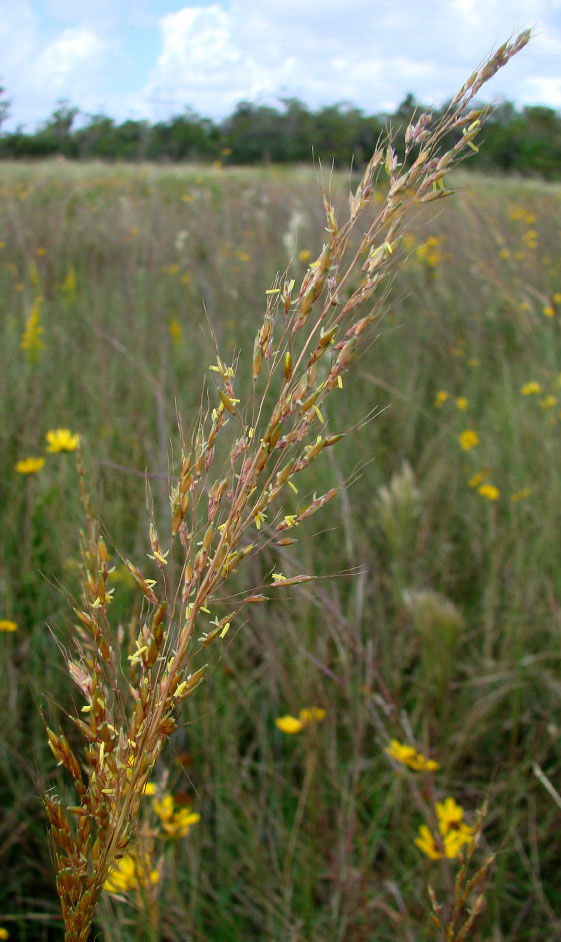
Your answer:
2,161 -> 561,940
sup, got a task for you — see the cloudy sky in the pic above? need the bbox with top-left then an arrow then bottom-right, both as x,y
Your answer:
1,0 -> 560,129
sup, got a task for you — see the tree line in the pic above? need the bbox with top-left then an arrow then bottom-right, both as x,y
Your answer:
0,90 -> 559,178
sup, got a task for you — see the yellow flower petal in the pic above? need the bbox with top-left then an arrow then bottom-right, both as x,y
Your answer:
0,620 -> 17,632
478,483 -> 500,501
459,429 -> 478,451
15,457 -> 45,474
275,715 -> 304,734
45,428 -> 80,453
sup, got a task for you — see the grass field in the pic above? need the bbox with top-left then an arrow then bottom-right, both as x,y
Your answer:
2,159 -> 561,941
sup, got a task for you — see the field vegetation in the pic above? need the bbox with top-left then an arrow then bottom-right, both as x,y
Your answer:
2,105 -> 561,938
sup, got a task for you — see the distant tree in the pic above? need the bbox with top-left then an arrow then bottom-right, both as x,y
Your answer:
279,98 -> 315,161
148,110 -> 220,161
0,90 -> 560,177
222,102 -> 287,163
74,115 -> 117,159
32,101 -> 80,156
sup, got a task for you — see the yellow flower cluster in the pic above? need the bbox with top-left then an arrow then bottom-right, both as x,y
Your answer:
21,296 -> 45,362
415,235 -> 444,269
521,381 -> 541,395
415,797 -> 474,860
152,794 -> 200,838
385,739 -> 439,772
275,705 -> 326,735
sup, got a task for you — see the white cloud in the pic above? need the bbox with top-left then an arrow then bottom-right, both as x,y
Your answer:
1,0 -> 560,127
34,28 -> 107,93
140,0 -> 561,121
0,1 -> 110,126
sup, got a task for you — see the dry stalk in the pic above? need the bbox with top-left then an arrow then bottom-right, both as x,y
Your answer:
43,32 -> 530,941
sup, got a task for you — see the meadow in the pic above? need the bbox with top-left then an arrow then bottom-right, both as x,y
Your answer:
1,155 -> 561,941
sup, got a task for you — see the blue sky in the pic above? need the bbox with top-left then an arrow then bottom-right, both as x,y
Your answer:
1,1 -> 560,129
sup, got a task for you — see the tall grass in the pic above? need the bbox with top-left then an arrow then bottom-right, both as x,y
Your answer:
5,32 -> 561,940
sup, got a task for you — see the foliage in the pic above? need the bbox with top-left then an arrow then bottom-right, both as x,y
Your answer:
2,86 -> 561,178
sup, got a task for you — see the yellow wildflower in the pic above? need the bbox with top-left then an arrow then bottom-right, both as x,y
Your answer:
170,317 -> 182,342
0,929 -> 8,940
299,706 -> 326,725
21,296 -> 45,361
543,305 -> 555,318
152,793 -> 200,838
415,235 -> 443,268
275,706 -> 325,735
385,739 -> 439,772
104,853 -> 159,895
434,390 -> 448,408
455,397 -> 468,411
540,395 -> 557,409
104,854 -> 137,893
15,457 -> 45,474
299,249 -> 311,262
416,797 -> 474,860
45,429 -> 79,452
435,796 -> 464,828
167,808 -> 200,838
0,620 -> 17,632
415,823 -> 473,861
458,429 -> 478,451
467,357 -> 480,367
436,797 -> 474,853
554,293 -> 561,305
521,382 -> 541,395
415,824 -> 443,860
478,483 -> 500,501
